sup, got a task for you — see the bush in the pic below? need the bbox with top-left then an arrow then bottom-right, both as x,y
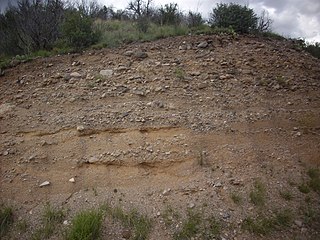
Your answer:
210,3 -> 257,34
61,10 -> 100,51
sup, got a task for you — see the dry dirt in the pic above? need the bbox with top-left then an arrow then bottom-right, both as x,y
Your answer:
1,35 -> 320,239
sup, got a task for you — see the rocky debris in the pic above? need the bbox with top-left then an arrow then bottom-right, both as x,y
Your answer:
99,69 -> 113,77
0,68 -> 4,76
197,41 -> 209,48
69,178 -> 75,183
133,50 -> 148,60
0,35 -> 320,240
70,72 -> 82,78
39,181 -> 50,187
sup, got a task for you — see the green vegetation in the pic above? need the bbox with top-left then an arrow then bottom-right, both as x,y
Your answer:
298,183 -> 311,194
174,67 -> 186,80
307,168 -> 320,192
66,208 -> 103,240
32,204 -> 64,240
242,209 -> 293,235
231,192 -> 243,205
279,190 -> 293,201
61,11 -> 100,51
210,3 -> 259,34
103,204 -> 151,240
162,205 -> 180,226
16,219 -> 28,233
174,210 -> 201,240
174,209 -> 221,240
249,179 -> 266,206
0,205 -> 14,237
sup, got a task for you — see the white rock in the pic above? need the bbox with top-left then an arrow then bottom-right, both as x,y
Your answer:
99,69 -> 113,77
70,72 -> 81,78
39,181 -> 50,187
76,125 -> 85,132
69,178 -> 75,183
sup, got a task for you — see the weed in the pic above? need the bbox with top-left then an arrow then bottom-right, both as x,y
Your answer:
242,209 -> 292,235
66,209 -> 103,240
174,68 -> 186,80
275,209 -> 293,227
307,168 -> 320,192
204,216 -> 221,239
298,183 -> 311,194
32,204 -> 64,240
279,190 -> 293,201
242,216 -> 274,235
162,205 -> 179,226
249,179 -> 266,206
174,210 -> 201,240
0,205 -> 14,237
103,204 -> 151,240
16,219 -> 28,233
231,192 -> 242,204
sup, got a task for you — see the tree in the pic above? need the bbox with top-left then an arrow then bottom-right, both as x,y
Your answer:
186,11 -> 204,28
257,9 -> 273,32
0,0 -> 64,55
210,3 -> 258,34
127,0 -> 152,19
159,3 -> 181,26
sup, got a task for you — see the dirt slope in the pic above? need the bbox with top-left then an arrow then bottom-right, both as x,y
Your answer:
1,35 -> 320,239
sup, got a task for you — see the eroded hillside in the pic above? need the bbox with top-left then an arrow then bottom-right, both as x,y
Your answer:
1,35 -> 320,239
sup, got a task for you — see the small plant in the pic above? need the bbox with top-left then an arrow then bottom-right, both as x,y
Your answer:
204,216 -> 221,238
174,210 -> 201,240
162,205 -> 179,226
0,205 -> 14,237
307,168 -> 320,192
16,219 -> 28,233
249,179 -> 266,206
275,209 -> 293,227
66,208 -> 103,240
103,204 -> 151,240
231,192 -> 242,205
242,209 -> 292,235
32,204 -> 64,240
279,190 -> 293,201
242,216 -> 274,235
298,183 -> 311,194
174,68 -> 186,80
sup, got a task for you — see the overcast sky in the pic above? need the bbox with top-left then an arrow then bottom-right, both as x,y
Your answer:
1,0 -> 319,42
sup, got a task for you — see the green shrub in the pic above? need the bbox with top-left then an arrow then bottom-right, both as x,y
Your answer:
210,3 -> 258,34
61,11 -> 100,51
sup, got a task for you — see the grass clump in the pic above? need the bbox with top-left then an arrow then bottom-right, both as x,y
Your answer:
0,205 -> 14,237
307,168 -> 320,192
279,190 -> 293,201
249,179 -> 266,206
298,183 -> 311,194
104,204 -> 151,240
231,192 -> 243,205
174,209 -> 221,240
162,205 -> 180,226
174,68 -> 186,80
32,204 -> 64,240
242,209 -> 293,235
66,209 -> 103,240
174,210 -> 201,240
